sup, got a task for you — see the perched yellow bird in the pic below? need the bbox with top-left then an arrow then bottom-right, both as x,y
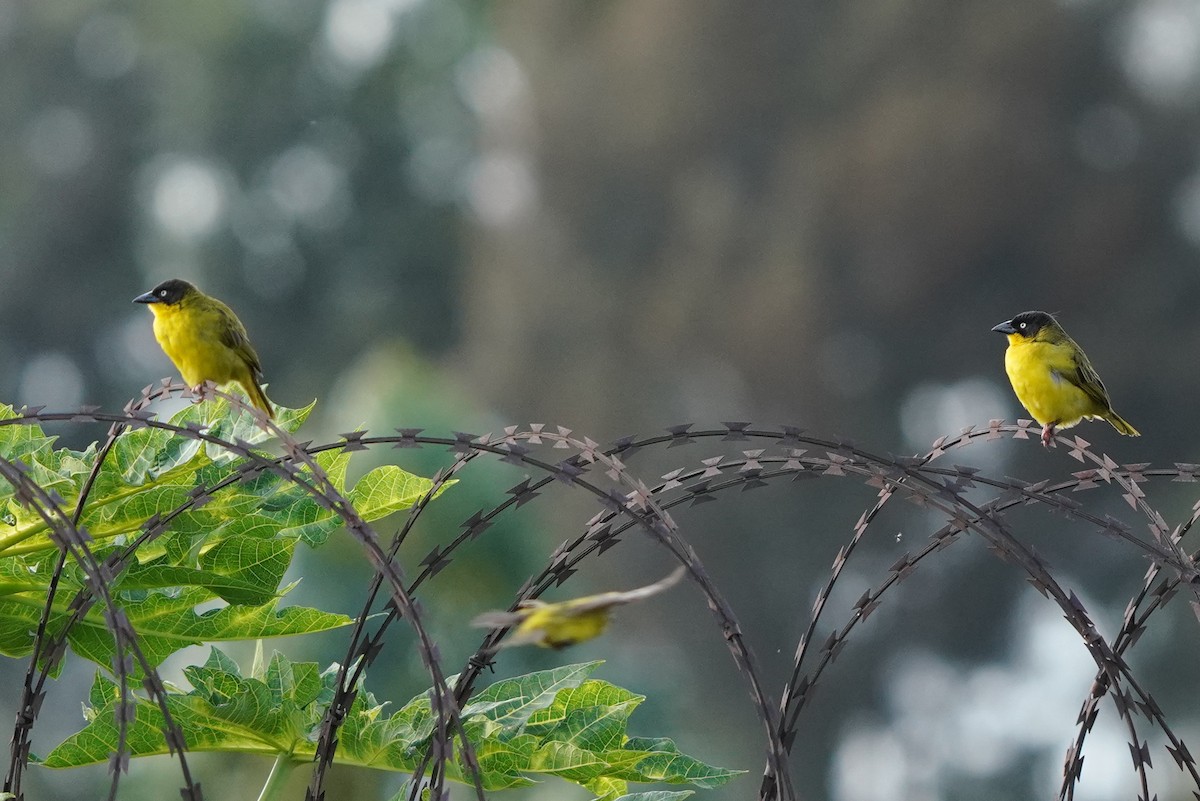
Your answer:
133,279 -> 274,419
472,566 -> 687,649
992,310 -> 1138,447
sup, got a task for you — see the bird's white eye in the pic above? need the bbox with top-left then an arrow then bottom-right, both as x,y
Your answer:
159,289 -> 167,297
1018,322 -> 1026,329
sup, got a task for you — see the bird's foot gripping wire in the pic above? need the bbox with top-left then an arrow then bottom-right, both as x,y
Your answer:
189,382 -> 214,405
1041,423 -> 1056,448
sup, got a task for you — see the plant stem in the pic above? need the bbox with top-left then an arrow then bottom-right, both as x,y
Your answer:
255,753 -> 297,801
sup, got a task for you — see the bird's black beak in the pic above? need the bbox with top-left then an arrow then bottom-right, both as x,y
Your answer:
132,291 -> 159,304
991,320 -> 1017,335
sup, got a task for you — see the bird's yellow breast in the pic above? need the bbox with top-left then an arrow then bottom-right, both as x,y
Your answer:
1004,336 -> 1101,428
148,302 -> 249,388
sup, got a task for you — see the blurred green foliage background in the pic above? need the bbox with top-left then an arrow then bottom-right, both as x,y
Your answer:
3,1 -> 1200,799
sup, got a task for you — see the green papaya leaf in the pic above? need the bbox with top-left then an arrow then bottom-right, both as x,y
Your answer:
0,399 -> 449,669
42,655 -> 742,799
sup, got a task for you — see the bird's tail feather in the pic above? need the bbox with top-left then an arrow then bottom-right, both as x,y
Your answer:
244,378 -> 275,420
1105,411 -> 1139,437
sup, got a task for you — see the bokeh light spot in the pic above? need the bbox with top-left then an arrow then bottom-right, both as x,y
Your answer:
24,107 -> 93,177
267,146 -> 350,229
1073,104 -> 1141,171
75,13 -> 139,80
19,352 -> 84,410
1120,0 -> 1200,104
323,0 -> 395,71
147,158 -> 226,240
899,378 -> 1010,451
466,151 -> 536,227
455,46 -> 528,118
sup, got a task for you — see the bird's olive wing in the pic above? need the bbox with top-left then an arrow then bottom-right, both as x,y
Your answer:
218,312 -> 264,376
1069,348 -> 1113,409
557,591 -> 630,616
558,566 -> 687,615
471,610 -> 527,629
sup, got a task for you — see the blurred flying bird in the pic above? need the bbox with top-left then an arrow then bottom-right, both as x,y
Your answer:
472,566 -> 687,649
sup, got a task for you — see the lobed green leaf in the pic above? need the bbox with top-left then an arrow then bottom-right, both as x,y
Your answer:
42,654 -> 740,798
0,400 -> 446,671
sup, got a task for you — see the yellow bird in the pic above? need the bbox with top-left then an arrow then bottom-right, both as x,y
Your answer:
472,566 -> 687,649
133,279 -> 274,419
991,311 -> 1138,447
